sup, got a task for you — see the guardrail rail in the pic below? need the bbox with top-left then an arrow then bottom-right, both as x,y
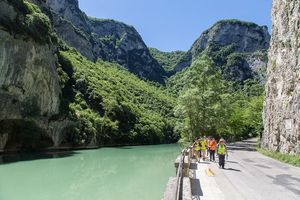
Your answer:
163,146 -> 192,200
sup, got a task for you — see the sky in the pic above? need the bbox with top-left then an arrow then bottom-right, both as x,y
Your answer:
79,0 -> 272,52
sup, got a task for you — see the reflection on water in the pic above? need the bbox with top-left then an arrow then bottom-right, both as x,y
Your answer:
0,151 -> 79,164
0,144 -> 180,200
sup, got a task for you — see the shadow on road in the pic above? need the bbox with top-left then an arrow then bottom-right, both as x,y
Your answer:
226,160 -> 238,164
191,178 -> 203,196
254,164 -> 271,169
199,161 -> 211,165
224,167 -> 242,172
190,163 -> 198,170
227,146 -> 257,151
227,139 -> 257,151
267,174 -> 300,196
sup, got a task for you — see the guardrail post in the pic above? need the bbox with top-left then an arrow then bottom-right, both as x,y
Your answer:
174,155 -> 181,175
182,155 -> 190,177
163,147 -> 193,200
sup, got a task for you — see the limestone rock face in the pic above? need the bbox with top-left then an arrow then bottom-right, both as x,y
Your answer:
245,54 -> 268,84
0,0 -> 66,149
0,31 -> 60,120
263,0 -> 300,154
174,20 -> 270,83
191,20 -> 269,54
89,19 -> 166,82
34,0 -> 166,83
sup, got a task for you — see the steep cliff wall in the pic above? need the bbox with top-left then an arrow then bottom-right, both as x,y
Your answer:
263,0 -> 300,154
0,0 -> 68,150
34,0 -> 166,83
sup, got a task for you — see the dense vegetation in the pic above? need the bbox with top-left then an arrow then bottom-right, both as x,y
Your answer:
149,48 -> 185,72
1,0 -> 267,148
57,43 -> 265,146
168,55 -> 264,143
57,49 -> 178,146
0,0 -> 58,45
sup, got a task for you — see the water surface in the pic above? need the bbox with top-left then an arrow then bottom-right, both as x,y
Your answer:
0,144 -> 180,200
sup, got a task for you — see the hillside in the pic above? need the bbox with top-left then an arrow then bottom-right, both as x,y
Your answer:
149,48 -> 185,72
0,0 -> 177,150
0,0 -> 271,151
30,0 -> 167,83
57,49 -> 178,146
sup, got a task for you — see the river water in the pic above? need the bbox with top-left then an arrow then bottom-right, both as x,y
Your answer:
0,144 -> 180,200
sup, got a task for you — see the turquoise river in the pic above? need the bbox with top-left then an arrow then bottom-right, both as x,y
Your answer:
0,144 -> 180,200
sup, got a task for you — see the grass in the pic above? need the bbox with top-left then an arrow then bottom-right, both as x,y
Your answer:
257,148 -> 300,168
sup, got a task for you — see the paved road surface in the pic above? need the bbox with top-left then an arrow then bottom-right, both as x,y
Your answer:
190,139 -> 300,200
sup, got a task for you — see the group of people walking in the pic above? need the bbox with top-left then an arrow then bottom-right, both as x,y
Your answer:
192,137 -> 228,169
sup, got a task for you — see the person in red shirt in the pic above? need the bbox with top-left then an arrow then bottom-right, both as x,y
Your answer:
208,138 -> 217,162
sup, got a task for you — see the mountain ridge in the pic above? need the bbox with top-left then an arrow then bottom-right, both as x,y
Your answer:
172,19 -> 270,83
30,0 -> 167,83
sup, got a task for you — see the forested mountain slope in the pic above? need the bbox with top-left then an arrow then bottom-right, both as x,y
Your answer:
149,48 -> 185,72
0,0 -> 271,151
0,0 -> 177,151
30,0 -> 167,83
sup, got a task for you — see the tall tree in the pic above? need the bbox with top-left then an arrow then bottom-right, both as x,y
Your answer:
175,56 -> 228,140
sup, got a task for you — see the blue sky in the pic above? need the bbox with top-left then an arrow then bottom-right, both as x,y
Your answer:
79,0 -> 272,52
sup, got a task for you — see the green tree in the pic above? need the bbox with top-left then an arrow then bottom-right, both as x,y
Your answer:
175,56 -> 228,140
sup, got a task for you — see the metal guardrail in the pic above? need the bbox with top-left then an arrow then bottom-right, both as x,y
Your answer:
163,145 -> 192,200
173,148 -> 189,200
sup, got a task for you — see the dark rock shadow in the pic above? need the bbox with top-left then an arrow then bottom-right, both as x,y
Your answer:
0,151 -> 79,165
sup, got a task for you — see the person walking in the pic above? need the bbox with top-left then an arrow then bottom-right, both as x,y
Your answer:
217,138 -> 228,169
199,137 -> 207,161
206,136 -> 211,157
193,139 -> 201,162
209,138 -> 217,162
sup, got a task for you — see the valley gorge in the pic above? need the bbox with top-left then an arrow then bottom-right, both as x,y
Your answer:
0,0 -> 299,156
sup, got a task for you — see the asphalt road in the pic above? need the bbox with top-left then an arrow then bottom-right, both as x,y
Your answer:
190,138 -> 300,200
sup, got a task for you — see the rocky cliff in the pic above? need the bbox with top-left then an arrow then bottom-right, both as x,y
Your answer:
263,0 -> 300,154
0,0 -> 177,151
33,0 -> 166,83
174,20 -> 270,83
0,0 -> 72,150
